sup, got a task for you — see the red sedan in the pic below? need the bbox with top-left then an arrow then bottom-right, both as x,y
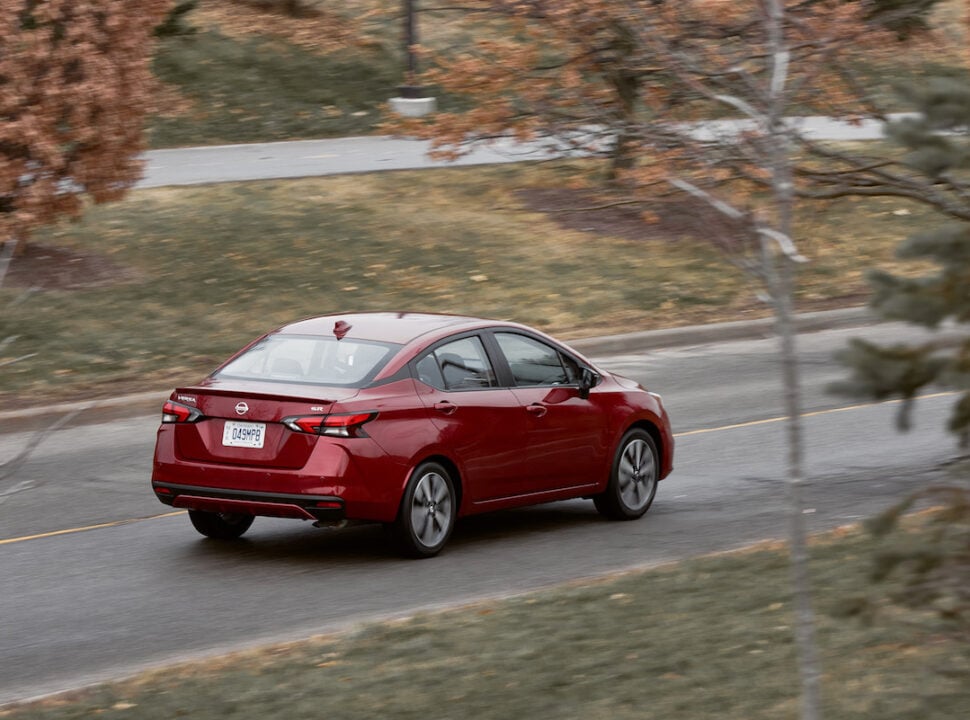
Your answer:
151,312 -> 674,557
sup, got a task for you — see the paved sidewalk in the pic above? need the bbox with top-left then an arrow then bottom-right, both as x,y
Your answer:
0,306 -> 875,431
138,135 -> 558,188
137,115 -> 903,189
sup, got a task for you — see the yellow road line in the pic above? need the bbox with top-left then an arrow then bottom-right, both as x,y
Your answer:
0,511 -> 185,546
1,391 -> 957,547
674,391 -> 955,438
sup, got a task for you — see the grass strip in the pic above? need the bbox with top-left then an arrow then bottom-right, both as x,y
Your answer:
149,29 -> 399,148
3,521 -> 967,719
0,161 -> 942,405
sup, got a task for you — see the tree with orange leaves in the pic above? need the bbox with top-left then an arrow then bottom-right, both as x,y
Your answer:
398,1 -> 937,186
0,0 -> 171,273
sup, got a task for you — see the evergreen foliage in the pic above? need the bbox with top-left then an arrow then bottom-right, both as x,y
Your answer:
155,0 -> 198,37
835,71 -> 970,657
862,482 -> 970,645
856,0 -> 945,39
834,75 -> 970,446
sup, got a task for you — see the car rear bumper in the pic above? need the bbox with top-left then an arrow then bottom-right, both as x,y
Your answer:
152,426 -> 407,522
152,481 -> 346,523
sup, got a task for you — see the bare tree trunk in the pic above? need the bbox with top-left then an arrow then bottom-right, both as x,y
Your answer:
605,25 -> 640,183
764,2 -> 822,719
0,236 -> 16,289
775,254 -> 823,720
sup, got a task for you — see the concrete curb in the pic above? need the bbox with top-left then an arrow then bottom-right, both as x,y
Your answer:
0,391 -> 170,435
0,306 -> 876,431
570,306 -> 875,355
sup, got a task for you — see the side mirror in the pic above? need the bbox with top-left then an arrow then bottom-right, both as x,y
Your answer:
578,367 -> 599,399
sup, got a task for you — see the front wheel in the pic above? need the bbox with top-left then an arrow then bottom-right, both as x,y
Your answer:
188,510 -> 254,539
594,429 -> 658,520
392,462 -> 457,558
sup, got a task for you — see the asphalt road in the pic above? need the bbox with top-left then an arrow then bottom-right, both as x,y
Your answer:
0,320 -> 962,706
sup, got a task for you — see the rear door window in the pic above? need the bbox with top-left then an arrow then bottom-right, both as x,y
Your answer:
415,336 -> 496,391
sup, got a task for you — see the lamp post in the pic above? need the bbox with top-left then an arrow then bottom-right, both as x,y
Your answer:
389,0 -> 437,116
400,0 -> 420,98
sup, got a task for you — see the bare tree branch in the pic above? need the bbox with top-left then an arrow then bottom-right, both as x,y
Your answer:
0,406 -> 89,503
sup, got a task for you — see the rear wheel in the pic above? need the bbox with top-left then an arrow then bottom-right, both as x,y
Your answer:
594,429 -> 658,520
392,462 -> 456,558
188,510 -> 254,539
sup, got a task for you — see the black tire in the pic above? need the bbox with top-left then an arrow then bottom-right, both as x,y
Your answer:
188,509 -> 254,539
392,461 -> 457,558
594,428 -> 659,520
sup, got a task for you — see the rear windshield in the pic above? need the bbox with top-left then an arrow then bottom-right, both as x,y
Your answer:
214,334 -> 401,387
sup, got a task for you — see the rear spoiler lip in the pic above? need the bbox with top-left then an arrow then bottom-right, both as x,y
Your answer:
171,381 -> 359,406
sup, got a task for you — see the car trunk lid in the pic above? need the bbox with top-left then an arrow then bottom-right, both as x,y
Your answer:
170,380 -> 359,469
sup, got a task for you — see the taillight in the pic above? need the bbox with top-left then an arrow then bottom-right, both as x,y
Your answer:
161,400 -> 203,423
283,411 -> 377,438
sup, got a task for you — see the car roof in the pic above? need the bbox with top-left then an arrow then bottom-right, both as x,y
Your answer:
279,312 -> 503,345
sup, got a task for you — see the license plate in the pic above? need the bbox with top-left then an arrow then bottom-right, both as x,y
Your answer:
222,421 -> 266,448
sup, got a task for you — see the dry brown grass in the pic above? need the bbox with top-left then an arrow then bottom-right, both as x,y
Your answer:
1,159 -> 942,405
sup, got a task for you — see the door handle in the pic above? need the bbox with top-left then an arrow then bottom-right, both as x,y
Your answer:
434,401 -> 457,415
526,403 -> 547,418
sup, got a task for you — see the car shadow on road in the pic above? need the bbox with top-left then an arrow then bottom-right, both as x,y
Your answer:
451,501 -> 605,547
176,500 -> 608,565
